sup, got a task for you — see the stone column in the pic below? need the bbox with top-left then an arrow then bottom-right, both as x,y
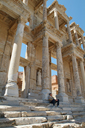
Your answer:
72,55 -> 81,95
42,34 -> 50,100
74,29 -> 79,46
23,0 -> 28,5
54,9 -> 59,30
49,52 -> 52,92
80,60 -> 85,94
56,43 -> 69,102
67,20 -> 73,43
72,55 -> 85,103
43,0 -> 47,21
81,35 -> 85,51
4,17 -> 26,97
22,65 -> 30,98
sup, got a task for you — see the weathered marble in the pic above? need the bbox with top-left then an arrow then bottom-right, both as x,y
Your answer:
4,17 -> 25,97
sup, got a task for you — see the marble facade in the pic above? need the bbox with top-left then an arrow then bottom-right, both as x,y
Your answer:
0,0 -> 85,103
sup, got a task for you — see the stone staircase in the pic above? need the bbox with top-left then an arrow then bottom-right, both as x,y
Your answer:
0,96 -> 85,128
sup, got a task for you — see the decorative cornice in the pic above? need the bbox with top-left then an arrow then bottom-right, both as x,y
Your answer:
70,22 -> 84,35
47,0 -> 70,21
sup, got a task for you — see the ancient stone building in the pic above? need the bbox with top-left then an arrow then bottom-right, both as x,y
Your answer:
0,0 -> 85,103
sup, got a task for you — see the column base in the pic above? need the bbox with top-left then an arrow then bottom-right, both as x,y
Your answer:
4,82 -> 19,97
56,92 -> 69,103
41,89 -> 50,101
75,96 -> 85,104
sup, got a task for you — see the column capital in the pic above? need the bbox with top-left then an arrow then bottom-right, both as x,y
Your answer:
56,42 -> 63,47
42,31 -> 49,38
18,16 -> 28,25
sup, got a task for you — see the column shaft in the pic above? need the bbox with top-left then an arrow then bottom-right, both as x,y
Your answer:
80,61 -> 85,92
5,18 -> 25,97
74,29 -> 79,45
57,44 -> 65,93
42,35 -> 49,89
43,0 -> 47,21
22,65 -> 30,98
72,56 -> 81,96
56,43 -> 69,102
81,35 -> 85,51
54,9 -> 59,30
49,52 -> 52,92
42,35 -> 50,100
67,21 -> 72,43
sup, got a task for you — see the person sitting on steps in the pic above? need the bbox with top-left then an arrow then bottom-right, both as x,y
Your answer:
48,93 -> 59,107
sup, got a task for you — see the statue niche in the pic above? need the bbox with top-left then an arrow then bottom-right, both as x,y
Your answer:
36,69 -> 42,86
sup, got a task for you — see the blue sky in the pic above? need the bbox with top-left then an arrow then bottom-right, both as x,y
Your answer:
19,0 -> 85,76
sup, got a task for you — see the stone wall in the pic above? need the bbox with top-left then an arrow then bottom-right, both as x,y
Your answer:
0,21 -> 13,95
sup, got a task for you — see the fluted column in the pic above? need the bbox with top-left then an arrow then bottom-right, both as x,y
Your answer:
80,60 -> 85,94
81,35 -> 85,51
4,17 -> 26,97
56,43 -> 69,102
43,0 -> 47,21
74,29 -> 79,46
67,20 -> 73,43
42,34 -> 50,100
23,0 -> 28,5
54,9 -> 59,30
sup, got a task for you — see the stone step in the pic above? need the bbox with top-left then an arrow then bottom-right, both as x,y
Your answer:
46,111 -> 61,116
0,110 -> 72,118
0,117 -> 47,127
2,111 -> 47,118
71,108 -> 85,112
53,122 -> 82,128
73,112 -> 85,118
30,106 -> 50,111
2,122 -> 53,128
47,115 -> 66,121
63,107 -> 85,111
0,105 -> 30,111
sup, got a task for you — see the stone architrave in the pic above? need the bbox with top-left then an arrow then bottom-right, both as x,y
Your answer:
81,35 -> 85,51
42,34 -> 50,100
43,0 -> 47,21
67,20 -> 73,43
54,9 -> 59,30
56,43 -> 69,102
23,0 -> 28,5
74,29 -> 79,46
72,55 -> 85,103
4,17 -> 26,97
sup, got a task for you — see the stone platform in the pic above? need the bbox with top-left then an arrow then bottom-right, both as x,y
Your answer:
0,96 -> 85,128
